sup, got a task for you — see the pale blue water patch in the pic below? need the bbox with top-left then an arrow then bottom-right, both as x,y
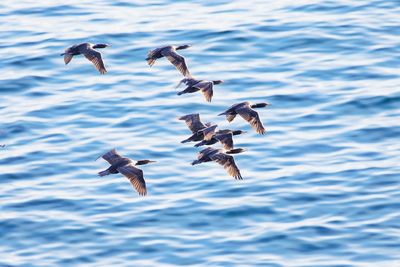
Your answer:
1,0 -> 400,266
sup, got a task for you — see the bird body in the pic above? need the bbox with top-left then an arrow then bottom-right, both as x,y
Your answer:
97,149 -> 155,196
178,113 -> 211,143
61,42 -> 108,74
194,125 -> 246,150
146,45 -> 192,77
218,101 -> 269,134
192,147 -> 245,180
176,78 -> 224,102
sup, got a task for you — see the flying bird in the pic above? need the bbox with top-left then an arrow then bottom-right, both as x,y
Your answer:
218,101 -> 269,134
194,124 -> 246,150
178,113 -> 211,143
192,147 -> 245,180
146,45 -> 192,77
61,43 -> 109,74
176,78 -> 224,102
97,149 -> 155,196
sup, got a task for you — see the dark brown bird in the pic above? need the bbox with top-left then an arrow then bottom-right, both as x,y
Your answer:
194,124 -> 246,150
97,149 -> 155,196
178,113 -> 211,143
176,78 -> 224,102
146,45 -> 192,77
218,101 -> 270,134
192,147 -> 245,180
61,43 -> 109,74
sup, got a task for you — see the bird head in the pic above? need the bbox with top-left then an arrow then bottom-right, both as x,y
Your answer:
176,44 -> 191,50
251,102 -> 270,108
232,130 -> 246,135
93,43 -> 110,49
135,160 -> 156,165
212,80 -> 224,85
226,148 -> 246,154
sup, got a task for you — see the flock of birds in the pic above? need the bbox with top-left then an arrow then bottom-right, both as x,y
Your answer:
59,42 -> 270,196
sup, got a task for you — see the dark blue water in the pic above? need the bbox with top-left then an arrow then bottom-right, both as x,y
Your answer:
1,1 -> 400,266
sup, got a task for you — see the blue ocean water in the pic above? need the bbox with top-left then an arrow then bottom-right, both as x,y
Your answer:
1,0 -> 400,266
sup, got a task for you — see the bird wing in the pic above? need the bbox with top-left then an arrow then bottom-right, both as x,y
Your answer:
117,164 -> 147,196
226,114 -> 236,122
147,49 -> 157,59
64,54 -> 73,65
197,147 -> 215,160
180,114 -> 206,133
177,86 -> 199,96
176,78 -> 198,88
146,48 -> 159,67
100,149 -> 124,165
236,107 -> 266,134
210,152 -> 242,180
193,81 -> 213,102
200,124 -> 218,141
219,103 -> 247,122
161,48 -> 191,77
215,132 -> 234,150
83,48 -> 107,74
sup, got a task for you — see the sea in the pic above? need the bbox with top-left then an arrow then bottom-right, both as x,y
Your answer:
1,0 -> 400,266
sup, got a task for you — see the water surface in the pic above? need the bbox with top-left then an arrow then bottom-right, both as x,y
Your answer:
1,0 -> 400,266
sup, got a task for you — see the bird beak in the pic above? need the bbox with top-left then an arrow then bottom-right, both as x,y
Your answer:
148,160 -> 157,163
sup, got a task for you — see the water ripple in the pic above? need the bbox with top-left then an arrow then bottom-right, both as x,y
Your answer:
1,0 -> 400,266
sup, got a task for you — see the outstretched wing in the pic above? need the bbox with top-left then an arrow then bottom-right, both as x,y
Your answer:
64,54 -> 73,65
210,152 -> 242,180
178,114 -> 207,133
146,48 -> 159,67
200,124 -> 218,141
236,107 -> 266,134
161,48 -> 191,77
197,147 -> 215,160
117,164 -> 147,196
100,149 -> 123,165
193,81 -> 213,102
83,48 -> 107,74
226,114 -> 236,122
215,132 -> 234,150
63,45 -> 76,64
176,78 -> 198,88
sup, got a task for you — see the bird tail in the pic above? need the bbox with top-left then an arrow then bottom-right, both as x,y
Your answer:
218,111 -> 226,116
177,90 -> 185,96
98,169 -> 110,177
194,141 -> 205,147
181,138 -> 191,143
192,160 -> 201,165
60,53 -> 65,56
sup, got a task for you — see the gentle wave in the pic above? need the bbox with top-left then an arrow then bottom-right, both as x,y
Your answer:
1,0 -> 400,266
